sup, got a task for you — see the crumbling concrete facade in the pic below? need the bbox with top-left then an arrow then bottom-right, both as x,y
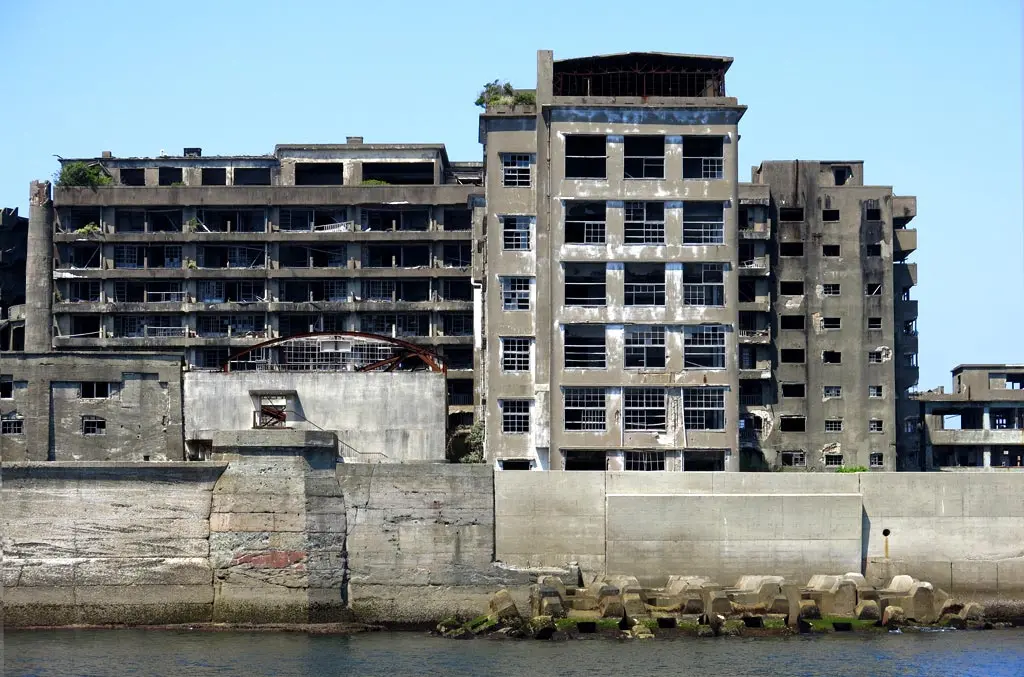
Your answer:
917,364 -> 1024,470
0,206 -> 28,334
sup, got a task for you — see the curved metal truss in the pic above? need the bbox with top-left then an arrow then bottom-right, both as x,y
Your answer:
222,331 -> 445,373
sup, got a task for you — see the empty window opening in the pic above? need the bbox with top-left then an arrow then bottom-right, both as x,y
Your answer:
781,383 -> 805,398
625,325 -> 666,369
868,351 -> 884,364
502,215 -> 532,250
359,244 -> 428,268
114,210 -> 145,233
866,208 -> 882,221
564,387 -> 607,431
823,385 -> 842,399
68,280 -> 101,303
564,325 -> 606,369
500,459 -> 532,471
144,210 -> 181,233
624,135 -> 665,179
683,387 -> 726,430
501,399 -> 531,434
69,315 -> 101,337
362,208 -> 430,231
684,325 -> 726,369
82,416 -> 106,435
823,283 -> 841,296
739,382 -> 765,406
197,209 -> 265,233
869,317 -> 883,330
869,419 -> 884,433
824,453 -> 844,467
822,317 -> 841,330
624,263 -> 666,306
197,314 -> 266,338
822,209 -> 840,222
624,201 -> 666,244
780,315 -> 805,330
144,281 -> 185,302
440,279 -> 471,301
564,135 -> 607,179
780,416 -> 806,432
564,201 -> 606,244
781,451 -> 806,467
683,449 -> 725,471
739,345 -> 758,369
444,208 -> 472,231
564,263 -> 607,306
683,136 -> 724,179
683,263 -> 725,306
501,153 -> 532,187
779,242 -> 804,257
501,337 -> 531,372
501,277 -> 531,310
119,168 -> 145,186
866,243 -> 882,257
683,201 -> 724,244
832,166 -> 852,185
442,313 -> 473,336
738,278 -> 758,302
625,451 -> 665,471
825,419 -> 844,433
869,385 -> 884,398
823,244 -> 841,257
822,351 -> 842,364
624,388 -> 666,431
781,349 -> 805,364
441,346 -> 474,371
362,161 -> 433,185
442,244 -> 470,267
112,280 -> 144,303
158,167 -> 183,186
869,452 -> 884,468
61,207 -> 103,233
201,168 -> 227,185
865,283 -> 882,296
0,376 -> 14,399
563,450 -> 606,471
359,313 -> 430,338
199,245 -> 265,269
780,281 -> 804,296
779,207 -> 804,222
295,163 -> 343,186
234,168 -> 271,185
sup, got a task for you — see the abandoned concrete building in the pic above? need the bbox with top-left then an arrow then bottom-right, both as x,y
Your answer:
477,51 -> 917,471
916,365 -> 1024,470
0,206 -> 28,350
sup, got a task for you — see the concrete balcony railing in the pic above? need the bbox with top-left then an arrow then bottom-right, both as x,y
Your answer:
739,365 -> 772,380
737,257 -> 769,276
738,221 -> 771,240
895,262 -> 918,288
898,300 -> 918,320
893,196 -> 917,224
928,428 -> 1024,446
738,299 -> 771,313
894,229 -> 917,257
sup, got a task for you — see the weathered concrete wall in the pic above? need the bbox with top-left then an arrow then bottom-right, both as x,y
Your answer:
184,371 -> 445,463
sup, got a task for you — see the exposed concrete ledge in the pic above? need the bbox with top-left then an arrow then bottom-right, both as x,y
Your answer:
0,462 -> 227,483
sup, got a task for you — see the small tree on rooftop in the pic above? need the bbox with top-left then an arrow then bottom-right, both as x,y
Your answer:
475,80 -> 515,108
55,162 -> 113,188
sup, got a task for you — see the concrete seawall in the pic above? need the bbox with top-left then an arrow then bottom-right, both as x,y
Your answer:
4,463 -> 1024,627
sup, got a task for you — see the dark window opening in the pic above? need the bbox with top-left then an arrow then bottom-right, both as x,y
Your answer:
295,163 -> 343,186
781,451 -> 806,467
624,263 -> 666,306
779,417 -> 806,432
780,281 -> 804,296
362,244 -> 432,268
0,376 -> 13,399
833,166 -> 852,185
80,381 -> 111,399
447,379 -> 474,406
564,263 -> 606,306
197,209 -> 265,233
119,168 -> 145,186
823,245 -> 841,257
362,162 -> 434,185
501,460 -> 532,470
564,324 -> 606,368
822,317 -> 841,330
442,346 -> 474,370
440,279 -> 471,301
780,349 -> 805,364
70,315 -> 101,337
201,168 -> 226,185
148,210 -> 182,232
552,54 -> 725,98
62,207 -> 102,232
822,351 -> 842,364
683,450 -> 724,471
564,135 -> 607,179
563,450 -> 606,471
781,383 -> 805,398
158,167 -> 183,186
866,244 -> 882,257
363,208 -> 430,231
780,315 -> 805,330
565,201 -> 606,244
444,208 -> 472,231
682,136 -> 724,179
822,209 -> 840,222
442,244 -> 470,267
625,325 -> 666,369
778,207 -> 804,222
234,168 -> 272,185
624,135 -> 665,179
779,242 -> 804,257
868,317 -> 883,330
866,283 -> 882,296
738,278 -> 756,302
866,208 -> 882,221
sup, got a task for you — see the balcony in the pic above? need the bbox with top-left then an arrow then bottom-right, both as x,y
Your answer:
895,262 -> 918,288
738,298 -> 771,313
928,428 -> 1024,446
893,196 -> 917,225
894,229 -> 917,258
739,328 -> 771,344
898,299 -> 919,320
737,256 -> 769,276
738,223 -> 771,240
739,366 -> 772,380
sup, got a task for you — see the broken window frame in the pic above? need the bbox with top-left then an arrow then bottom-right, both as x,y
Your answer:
624,264 -> 666,306
623,387 -> 666,432
564,135 -> 607,179
822,283 -> 841,297
501,337 -> 531,372
501,153 -> 532,187
114,245 -> 142,269
682,136 -> 724,180
824,453 -> 844,467
82,416 -> 106,436
869,419 -> 884,433
683,325 -> 726,369
624,450 -> 665,471
869,385 -> 884,398
502,215 -> 532,251
564,264 -> 607,307
500,277 -> 531,311
364,280 -> 397,302
623,135 -> 666,180
683,263 -> 725,306
821,317 -> 841,330
865,283 -> 882,296
564,325 -> 607,369
79,381 -> 115,399
564,201 -> 607,244
563,387 -> 607,432
682,201 -> 724,245
0,415 -> 24,435
623,201 -> 666,245
500,399 -> 531,434
869,317 -> 883,330
823,385 -> 842,399
869,452 -> 884,468
683,387 -> 726,431
868,351 -> 883,364
824,419 -> 844,433
442,313 -> 473,337
780,451 -> 806,467
68,280 -> 102,303
624,325 -> 666,369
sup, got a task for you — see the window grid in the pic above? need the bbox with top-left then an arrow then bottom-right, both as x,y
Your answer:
869,419 -> 884,433
623,388 -> 666,431
683,264 -> 725,306
501,153 -> 532,187
82,416 -> 106,435
824,454 -> 844,467
563,387 -> 607,431
683,202 -> 725,245
564,326 -> 607,369
869,385 -> 884,398
501,400 -> 530,434
624,451 -> 666,471
683,387 -> 726,430
501,337 -> 531,372
501,277 -> 531,310
870,452 -> 884,468
868,351 -> 883,364
502,216 -> 532,250
625,326 -> 666,369
623,202 -> 665,245
1,418 -> 24,435
781,451 -> 806,467
822,284 -> 841,296
825,419 -> 844,433
823,385 -> 842,399
684,325 -> 726,369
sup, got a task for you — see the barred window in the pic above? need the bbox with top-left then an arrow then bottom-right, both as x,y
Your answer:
501,399 -> 530,434
625,326 -> 666,369
823,385 -> 842,399
501,337 -> 531,372
623,201 -> 665,245
683,263 -> 725,306
683,387 -> 726,430
684,325 -> 726,369
623,388 -> 666,431
825,419 -> 844,433
683,202 -> 725,245
501,277 -> 531,310
502,216 -> 532,250
502,153 -> 532,187
624,451 -> 665,471
563,388 -> 606,431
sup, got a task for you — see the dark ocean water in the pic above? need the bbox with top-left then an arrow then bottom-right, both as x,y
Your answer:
4,628 -> 1023,677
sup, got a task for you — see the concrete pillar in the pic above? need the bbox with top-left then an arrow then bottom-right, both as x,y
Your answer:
983,446 -> 992,469
25,181 -> 54,352
983,406 -> 991,430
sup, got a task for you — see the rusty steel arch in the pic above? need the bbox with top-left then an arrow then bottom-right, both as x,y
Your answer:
221,331 -> 446,374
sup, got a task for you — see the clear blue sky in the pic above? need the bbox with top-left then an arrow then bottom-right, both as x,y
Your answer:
0,0 -> 1020,389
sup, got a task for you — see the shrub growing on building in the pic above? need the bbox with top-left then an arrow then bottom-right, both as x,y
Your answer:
55,162 -> 113,188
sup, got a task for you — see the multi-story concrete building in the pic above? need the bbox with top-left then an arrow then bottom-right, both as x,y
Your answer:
0,206 -> 28,350
42,142 -> 482,430
917,365 -> 1024,470
737,161 -> 918,471
479,51 -> 746,471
